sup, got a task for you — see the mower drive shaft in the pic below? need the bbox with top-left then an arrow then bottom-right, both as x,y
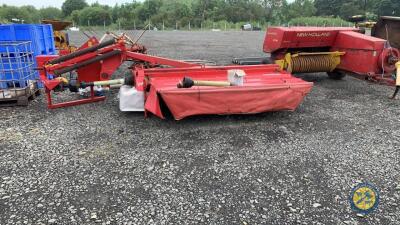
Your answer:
177,77 -> 232,88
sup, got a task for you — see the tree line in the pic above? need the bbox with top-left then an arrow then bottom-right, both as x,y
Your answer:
0,0 -> 398,29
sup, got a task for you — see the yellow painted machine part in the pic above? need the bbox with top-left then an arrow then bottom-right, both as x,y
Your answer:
54,77 -> 69,84
396,61 -> 400,86
357,22 -> 377,29
275,52 -> 345,73
93,79 -> 125,86
54,31 -> 69,49
193,80 -> 232,87
54,31 -> 77,53
275,59 -> 286,70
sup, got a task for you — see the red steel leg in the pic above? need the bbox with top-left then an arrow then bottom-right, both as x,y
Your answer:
46,86 -> 106,109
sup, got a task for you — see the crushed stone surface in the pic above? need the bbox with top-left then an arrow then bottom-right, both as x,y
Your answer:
0,31 -> 399,224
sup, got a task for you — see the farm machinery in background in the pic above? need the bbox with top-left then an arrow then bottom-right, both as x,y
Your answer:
234,16 -> 400,96
36,16 -> 400,119
36,33 -> 312,120
41,20 -> 77,55
262,26 -> 399,82
372,16 -> 400,50
251,16 -> 400,98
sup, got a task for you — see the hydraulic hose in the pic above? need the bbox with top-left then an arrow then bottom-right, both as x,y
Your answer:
53,50 -> 121,75
48,39 -> 116,65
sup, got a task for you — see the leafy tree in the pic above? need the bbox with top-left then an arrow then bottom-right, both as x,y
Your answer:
374,0 -> 400,16
111,2 -> 141,27
137,0 -> 162,21
20,5 -> 41,22
151,1 -> 193,27
0,5 -> 35,23
285,0 -> 316,19
61,0 -> 88,17
39,7 -> 62,20
314,0 -> 382,19
192,0 -> 231,22
1,0 -> 399,29
70,10 -> 80,24
224,0 -> 264,23
75,6 -> 112,26
314,0 -> 343,17
339,1 -> 364,19
259,0 -> 286,22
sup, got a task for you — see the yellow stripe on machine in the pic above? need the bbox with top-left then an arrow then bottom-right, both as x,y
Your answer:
396,61 -> 400,86
275,51 -> 345,73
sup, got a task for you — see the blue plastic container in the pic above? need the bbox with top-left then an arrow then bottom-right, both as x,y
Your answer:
35,24 -> 56,55
0,73 -> 7,88
0,24 -> 55,89
0,41 -> 37,89
0,24 -> 55,56
1,62 -> 35,88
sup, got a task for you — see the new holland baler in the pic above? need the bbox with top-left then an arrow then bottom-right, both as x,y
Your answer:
262,26 -> 400,85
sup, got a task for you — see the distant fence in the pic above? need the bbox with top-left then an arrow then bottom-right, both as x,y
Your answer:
75,20 -> 354,32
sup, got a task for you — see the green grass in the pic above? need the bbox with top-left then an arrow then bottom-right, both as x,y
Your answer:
288,17 -> 352,27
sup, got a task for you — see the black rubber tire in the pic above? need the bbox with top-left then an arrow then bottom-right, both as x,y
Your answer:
327,70 -> 346,80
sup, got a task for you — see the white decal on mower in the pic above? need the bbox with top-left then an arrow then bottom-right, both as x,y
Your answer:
296,32 -> 331,37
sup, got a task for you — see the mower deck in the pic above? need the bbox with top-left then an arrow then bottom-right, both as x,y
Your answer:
141,65 -> 313,120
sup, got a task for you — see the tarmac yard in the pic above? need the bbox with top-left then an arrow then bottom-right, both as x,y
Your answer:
0,31 -> 400,224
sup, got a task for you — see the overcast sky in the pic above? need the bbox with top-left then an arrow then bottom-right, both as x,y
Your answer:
0,0 -> 295,9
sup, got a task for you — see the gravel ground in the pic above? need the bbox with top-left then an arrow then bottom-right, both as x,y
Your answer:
0,31 -> 399,225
